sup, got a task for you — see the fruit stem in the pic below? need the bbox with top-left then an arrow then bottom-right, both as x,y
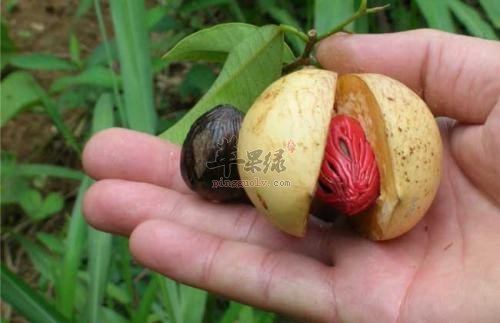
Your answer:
283,29 -> 317,74
282,1 -> 389,73
316,1 -> 390,42
278,24 -> 309,42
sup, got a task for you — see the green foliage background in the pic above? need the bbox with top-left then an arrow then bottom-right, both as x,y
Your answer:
1,0 -> 498,322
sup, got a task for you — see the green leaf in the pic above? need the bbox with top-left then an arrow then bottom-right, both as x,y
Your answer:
146,6 -> 167,29
19,189 -> 63,221
163,23 -> 294,64
85,40 -> 118,67
179,0 -> 231,15
110,0 -> 157,133
0,71 -> 39,126
100,306 -> 129,323
1,21 -> 16,54
132,278 -> 157,323
8,54 -> 77,71
69,34 -> 82,66
18,189 -> 43,218
314,0 -> 355,34
160,25 -> 285,144
15,236 -> 58,282
40,192 -> 64,219
0,174 -> 30,204
34,85 -> 82,156
220,302 -> 243,323
479,0 -> 500,28
179,285 -> 207,323
56,176 -> 92,318
73,0 -> 93,24
91,93 -> 115,133
1,163 -> 84,181
156,275 -> 180,323
259,0 -> 304,54
163,23 -> 259,63
50,66 -> 119,92
414,0 -> 455,32
37,233 -> 65,255
238,305 -> 254,323
78,272 -> 132,305
87,228 -> 113,323
1,264 -> 69,323
178,64 -> 217,99
449,0 -> 497,39
87,94 -> 115,323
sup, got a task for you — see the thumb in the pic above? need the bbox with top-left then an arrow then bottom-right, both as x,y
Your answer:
316,29 -> 500,124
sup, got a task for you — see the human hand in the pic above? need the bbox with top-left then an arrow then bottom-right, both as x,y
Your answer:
83,29 -> 500,322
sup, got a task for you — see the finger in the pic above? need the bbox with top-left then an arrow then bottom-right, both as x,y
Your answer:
83,179 -> 333,262
129,219 -> 337,322
450,104 -> 500,204
82,128 -> 191,194
316,29 -> 500,123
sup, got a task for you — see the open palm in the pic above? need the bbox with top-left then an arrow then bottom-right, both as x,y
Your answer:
83,30 -> 500,322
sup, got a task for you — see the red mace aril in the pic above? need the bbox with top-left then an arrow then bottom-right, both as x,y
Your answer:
315,115 -> 380,216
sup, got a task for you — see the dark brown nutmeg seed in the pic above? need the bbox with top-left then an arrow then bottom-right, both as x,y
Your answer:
180,104 -> 246,202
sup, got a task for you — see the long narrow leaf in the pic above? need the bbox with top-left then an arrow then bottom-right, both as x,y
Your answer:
87,94 -> 115,323
479,0 -> 500,28
1,264 -> 69,323
15,236 -> 58,283
179,285 -> 207,322
156,274 -> 180,323
1,163 -> 84,181
87,229 -> 113,323
414,0 -> 456,32
132,278 -> 157,323
34,85 -> 82,156
56,176 -> 92,318
117,237 -> 135,315
314,0 -> 355,34
449,0 -> 497,39
8,54 -> 77,71
109,0 -> 157,133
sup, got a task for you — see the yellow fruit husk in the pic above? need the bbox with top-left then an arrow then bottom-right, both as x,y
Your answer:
237,68 -> 337,236
336,74 -> 442,240
237,69 -> 442,240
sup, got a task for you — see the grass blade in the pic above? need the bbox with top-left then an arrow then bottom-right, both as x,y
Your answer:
1,264 -> 69,323
131,277 -> 157,323
94,0 -> 127,127
87,94 -> 115,323
179,284 -> 207,322
87,230 -> 113,323
109,0 -> 157,133
34,85 -> 82,156
117,237 -> 135,316
479,0 -> 500,28
314,0 -> 355,34
449,0 -> 497,39
414,0 -> 455,32
8,54 -> 77,71
156,275 -> 180,323
56,176 -> 92,318
1,163 -> 84,181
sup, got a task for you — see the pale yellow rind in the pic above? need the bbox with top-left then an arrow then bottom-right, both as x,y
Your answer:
237,68 -> 337,237
336,74 -> 442,240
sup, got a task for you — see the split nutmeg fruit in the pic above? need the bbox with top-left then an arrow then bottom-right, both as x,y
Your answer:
182,68 -> 442,241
